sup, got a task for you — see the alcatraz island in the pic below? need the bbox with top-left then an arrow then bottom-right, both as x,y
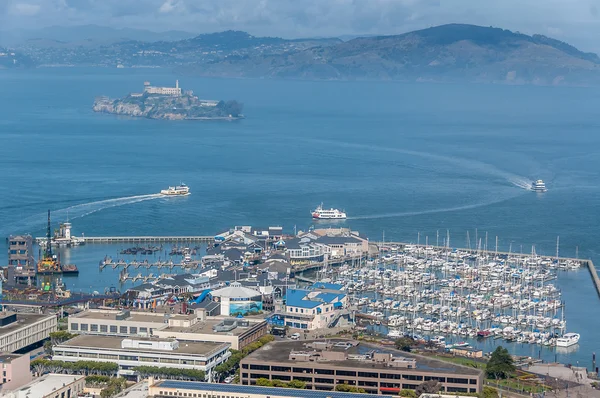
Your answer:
93,80 -> 244,120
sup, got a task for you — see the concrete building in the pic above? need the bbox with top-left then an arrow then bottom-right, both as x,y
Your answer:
53,335 -> 230,379
0,312 -> 57,353
281,288 -> 347,330
6,374 -> 85,398
210,283 -> 263,316
68,309 -> 167,336
153,316 -> 268,350
6,235 -> 35,284
148,379 -> 396,398
0,353 -> 31,391
239,340 -> 484,395
144,80 -> 182,96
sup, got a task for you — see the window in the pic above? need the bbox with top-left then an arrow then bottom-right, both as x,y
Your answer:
271,366 -> 291,372
140,327 -> 148,333
71,323 -> 78,331
120,326 -> 128,334
336,370 -> 356,377
447,377 -> 469,384
358,371 -> 378,378
315,368 -> 334,375
314,378 -> 334,384
249,364 -> 269,371
130,327 -> 138,334
469,379 -> 478,384
80,323 -> 88,331
110,325 -> 117,333
100,325 -> 108,333
90,324 -> 98,332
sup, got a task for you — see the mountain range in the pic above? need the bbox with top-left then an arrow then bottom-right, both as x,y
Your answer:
4,24 -> 600,85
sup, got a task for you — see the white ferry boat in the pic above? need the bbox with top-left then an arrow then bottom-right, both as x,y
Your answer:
531,180 -> 548,193
556,332 -> 580,347
160,184 -> 190,196
311,203 -> 347,219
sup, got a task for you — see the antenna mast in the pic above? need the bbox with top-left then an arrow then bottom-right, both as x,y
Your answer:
46,210 -> 53,258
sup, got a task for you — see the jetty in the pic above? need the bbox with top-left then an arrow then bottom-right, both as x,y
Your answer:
36,235 -> 213,244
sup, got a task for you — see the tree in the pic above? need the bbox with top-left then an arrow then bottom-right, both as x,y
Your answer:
335,384 -> 366,393
49,331 -> 77,345
394,337 -> 415,352
485,346 -> 515,380
415,380 -> 441,396
43,340 -> 54,355
286,379 -> 306,389
481,386 -> 499,398
255,378 -> 272,386
398,389 -> 417,398
424,339 -> 438,350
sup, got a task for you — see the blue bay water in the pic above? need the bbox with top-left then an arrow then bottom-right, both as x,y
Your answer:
0,67 -> 599,366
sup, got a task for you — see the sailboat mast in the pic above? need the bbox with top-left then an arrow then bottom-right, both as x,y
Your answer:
46,209 -> 53,258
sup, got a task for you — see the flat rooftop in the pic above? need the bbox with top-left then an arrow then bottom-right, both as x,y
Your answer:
154,380 -> 395,398
13,374 -> 84,398
0,353 -> 22,363
58,334 -> 228,357
0,313 -> 54,337
162,317 -> 265,336
72,310 -> 167,323
244,339 -> 481,376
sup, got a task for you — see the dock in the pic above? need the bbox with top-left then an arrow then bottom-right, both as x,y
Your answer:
35,235 -> 213,244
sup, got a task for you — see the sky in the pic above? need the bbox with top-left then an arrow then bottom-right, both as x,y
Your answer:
1,0 -> 600,52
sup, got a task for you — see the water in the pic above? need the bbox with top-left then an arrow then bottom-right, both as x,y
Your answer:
0,67 -> 599,366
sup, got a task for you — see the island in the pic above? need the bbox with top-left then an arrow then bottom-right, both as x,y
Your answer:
93,80 -> 244,120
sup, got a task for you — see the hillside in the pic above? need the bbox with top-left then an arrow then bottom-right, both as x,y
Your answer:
182,24 -> 600,85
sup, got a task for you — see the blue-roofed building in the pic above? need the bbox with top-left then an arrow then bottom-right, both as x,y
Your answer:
148,379 -> 396,398
281,288 -> 347,330
311,281 -> 344,291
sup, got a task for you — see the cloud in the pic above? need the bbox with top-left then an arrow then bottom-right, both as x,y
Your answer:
10,2 -> 41,16
1,0 -> 600,52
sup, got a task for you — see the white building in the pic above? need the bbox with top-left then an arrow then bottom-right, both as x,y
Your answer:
144,80 -> 182,96
0,313 -> 57,353
211,283 -> 263,316
67,309 -> 167,337
282,289 -> 347,330
6,374 -> 85,398
53,335 -> 230,379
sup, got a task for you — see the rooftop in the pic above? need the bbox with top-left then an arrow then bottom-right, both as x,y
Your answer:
58,335 -> 228,357
0,353 -> 22,363
0,313 -> 54,337
11,374 -> 84,398
285,289 -> 345,309
153,380 -> 394,398
161,317 -> 265,336
244,340 -> 481,376
71,309 -> 168,324
211,283 -> 262,299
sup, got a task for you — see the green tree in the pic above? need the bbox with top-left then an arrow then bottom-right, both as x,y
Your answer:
335,384 -> 366,393
49,330 -> 77,345
485,346 -> 515,379
286,379 -> 306,389
398,389 -> 417,397
481,386 -> 499,398
394,337 -> 415,352
415,380 -> 441,395
255,378 -> 273,386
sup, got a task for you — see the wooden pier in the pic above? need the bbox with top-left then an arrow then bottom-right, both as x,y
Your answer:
35,235 -> 213,244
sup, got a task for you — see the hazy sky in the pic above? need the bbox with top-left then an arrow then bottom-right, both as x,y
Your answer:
2,0 -> 600,52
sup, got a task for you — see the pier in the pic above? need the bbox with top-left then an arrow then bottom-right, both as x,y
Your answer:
585,259 -> 600,297
35,235 -> 213,244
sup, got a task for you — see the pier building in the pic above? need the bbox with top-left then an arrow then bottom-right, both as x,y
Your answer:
278,288 -> 347,330
240,340 -> 483,395
148,379 -> 396,398
53,335 -> 230,379
0,312 -> 57,353
210,282 -> 263,316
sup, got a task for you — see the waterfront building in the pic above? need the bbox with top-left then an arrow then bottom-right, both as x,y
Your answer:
6,235 -> 35,285
239,340 -> 483,395
0,312 -> 57,353
143,80 -> 182,96
279,288 -> 347,330
53,335 -> 230,379
6,374 -> 85,398
0,353 -> 31,392
210,282 -> 263,316
127,274 -> 211,309
284,238 -> 327,265
147,378 -> 396,398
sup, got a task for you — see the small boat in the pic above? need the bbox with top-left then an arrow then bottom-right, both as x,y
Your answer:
311,203 -> 347,219
531,180 -> 547,193
556,333 -> 580,347
161,183 -> 190,196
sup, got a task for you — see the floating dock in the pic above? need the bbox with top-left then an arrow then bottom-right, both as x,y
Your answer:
35,235 -> 213,244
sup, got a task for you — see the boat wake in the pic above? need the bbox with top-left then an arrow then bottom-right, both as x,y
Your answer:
0,194 -> 163,235
349,193 -> 523,220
